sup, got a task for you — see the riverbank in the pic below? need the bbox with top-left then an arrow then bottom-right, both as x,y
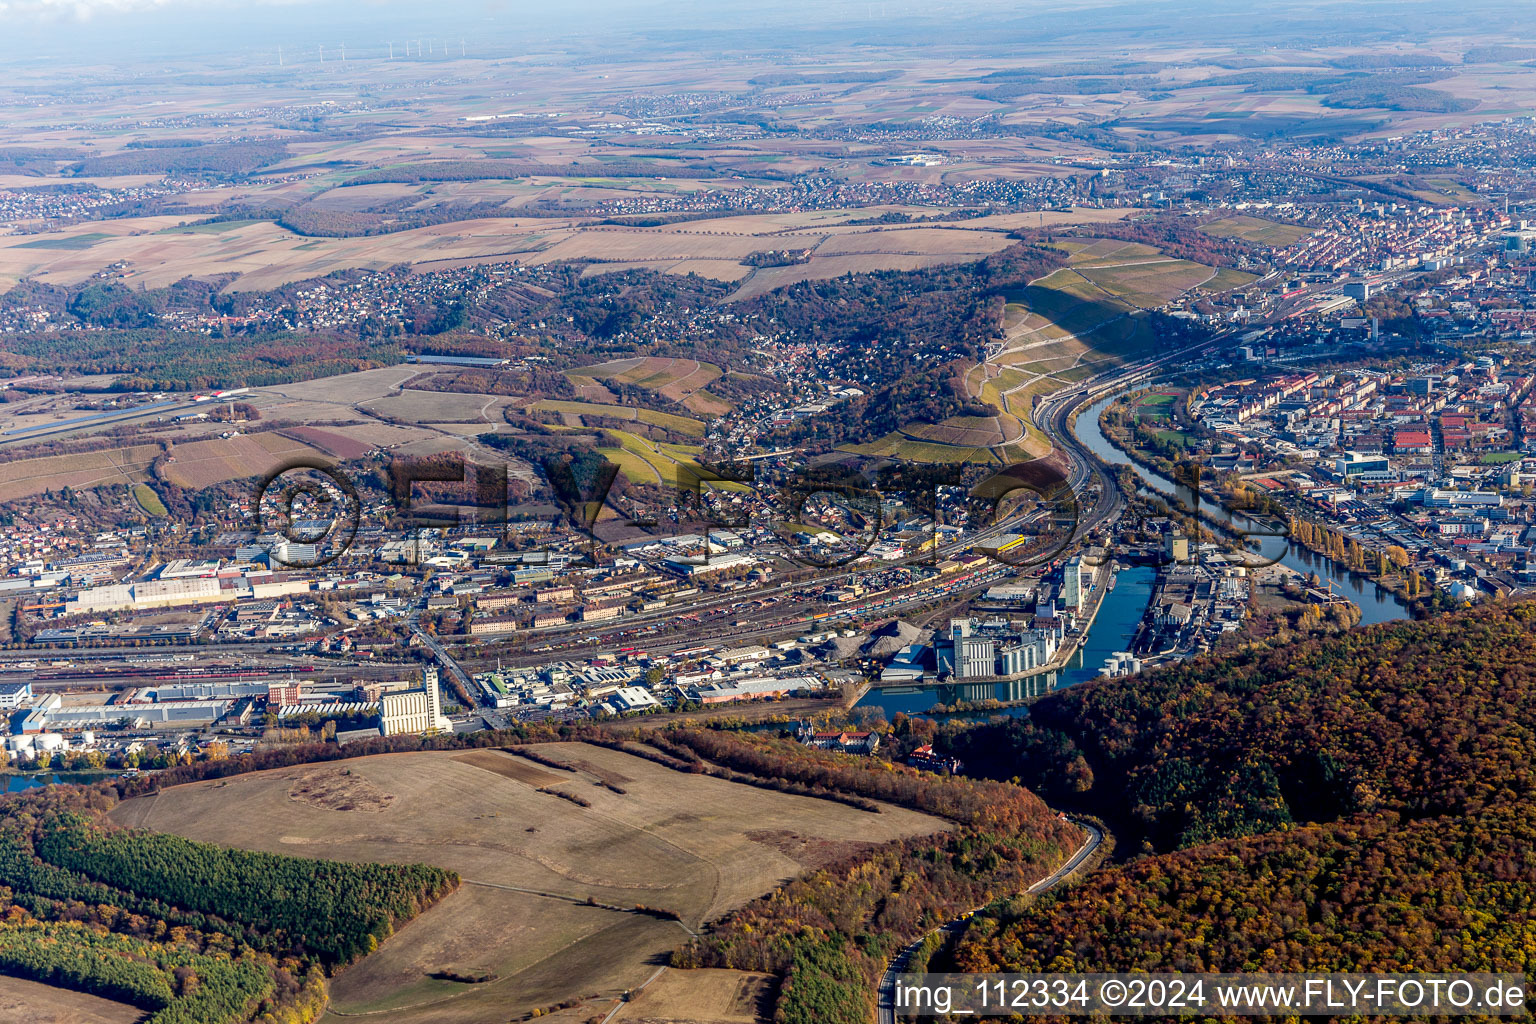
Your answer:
854,565 -> 1157,721
1079,386 -> 1410,624
3,771 -> 121,792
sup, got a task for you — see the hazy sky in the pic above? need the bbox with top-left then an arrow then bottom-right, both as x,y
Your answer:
2,0 -> 1532,66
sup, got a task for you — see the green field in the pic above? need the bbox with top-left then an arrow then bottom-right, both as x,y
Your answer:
845,432 -> 1002,464
1200,215 -> 1312,247
132,483 -> 168,517
599,429 -> 750,490
162,219 -> 265,234
1005,282 -> 1158,364
1198,266 -> 1260,292
15,232 -> 112,250
1135,392 -> 1179,412
530,399 -> 705,437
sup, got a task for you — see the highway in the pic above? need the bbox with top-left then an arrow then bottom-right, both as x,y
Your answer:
1028,331 -> 1242,539
875,819 -> 1104,1024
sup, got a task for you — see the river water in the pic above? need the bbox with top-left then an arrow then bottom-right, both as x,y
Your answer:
3,772 -> 109,792
852,385 -> 1408,722
1073,391 -> 1409,625
855,565 -> 1157,721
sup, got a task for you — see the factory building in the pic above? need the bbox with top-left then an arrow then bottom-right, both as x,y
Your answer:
378,669 -> 451,736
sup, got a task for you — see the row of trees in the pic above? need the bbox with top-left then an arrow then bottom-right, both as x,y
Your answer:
653,727 -> 1081,1024
33,811 -> 456,967
68,141 -> 291,180
0,326 -> 402,391
1286,515 -> 1448,605
665,728 -> 1063,829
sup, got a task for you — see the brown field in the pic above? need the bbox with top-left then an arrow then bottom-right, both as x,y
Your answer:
568,356 -> 733,415
813,226 -> 1010,256
328,423 -> 442,448
450,748 -> 566,787
0,976 -> 144,1024
257,364 -> 421,407
278,426 -> 374,460
288,765 -> 396,812
727,252 -> 977,301
530,400 -> 706,437
902,418 -> 1011,447
0,204 -> 1134,299
110,745 -> 946,1024
359,389 -> 514,425
0,443 -> 160,501
159,432 -> 324,488
612,968 -> 774,1024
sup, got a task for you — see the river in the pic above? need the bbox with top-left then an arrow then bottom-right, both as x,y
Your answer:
854,564 -> 1158,721
3,772 -> 111,792
853,384 -> 1408,722
1074,390 -> 1410,625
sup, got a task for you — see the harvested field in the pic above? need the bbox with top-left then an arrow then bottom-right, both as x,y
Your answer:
329,422 -> 441,448
110,745 -> 945,1023
567,356 -> 733,416
744,829 -> 878,871
451,748 -> 566,787
258,364 -> 419,406
322,886 -> 679,1023
727,252 -> 977,301
531,400 -> 705,437
0,205 -> 1136,295
558,756 -> 635,788
159,432 -> 323,488
288,765 -> 396,812
0,443 -> 159,502
0,975 -> 144,1024
360,389 -> 513,425
814,226 -> 1010,256
279,426 -> 374,460
611,968 -> 774,1024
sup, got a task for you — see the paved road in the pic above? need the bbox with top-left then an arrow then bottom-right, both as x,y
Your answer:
407,612 -> 474,693
875,819 -> 1104,1024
